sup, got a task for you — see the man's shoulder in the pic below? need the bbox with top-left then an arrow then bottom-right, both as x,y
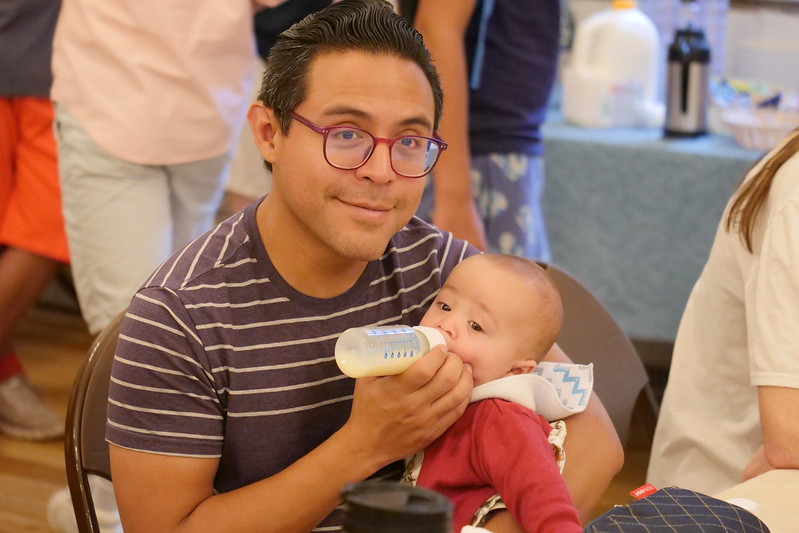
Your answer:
143,209 -> 258,293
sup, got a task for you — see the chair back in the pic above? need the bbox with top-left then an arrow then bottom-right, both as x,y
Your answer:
541,263 -> 658,447
65,312 -> 125,532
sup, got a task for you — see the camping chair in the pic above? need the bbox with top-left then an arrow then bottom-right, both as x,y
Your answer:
540,262 -> 659,448
64,311 -> 125,533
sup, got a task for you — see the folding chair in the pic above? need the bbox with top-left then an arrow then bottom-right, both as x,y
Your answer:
541,262 -> 658,448
64,312 -> 125,532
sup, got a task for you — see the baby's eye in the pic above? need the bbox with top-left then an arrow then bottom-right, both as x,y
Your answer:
439,302 -> 451,312
469,321 -> 483,332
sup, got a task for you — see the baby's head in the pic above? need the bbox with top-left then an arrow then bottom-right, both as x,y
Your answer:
420,254 -> 563,386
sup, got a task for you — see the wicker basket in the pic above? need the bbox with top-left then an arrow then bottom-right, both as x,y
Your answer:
721,108 -> 799,151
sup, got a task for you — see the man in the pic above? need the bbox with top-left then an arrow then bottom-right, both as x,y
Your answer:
108,2 -> 622,531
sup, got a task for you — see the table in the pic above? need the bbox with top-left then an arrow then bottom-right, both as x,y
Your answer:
542,114 -> 762,342
714,469 -> 799,532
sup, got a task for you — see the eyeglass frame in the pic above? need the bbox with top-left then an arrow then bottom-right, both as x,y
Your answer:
289,111 -> 447,178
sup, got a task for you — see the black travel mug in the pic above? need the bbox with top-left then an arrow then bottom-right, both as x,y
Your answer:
341,480 -> 452,533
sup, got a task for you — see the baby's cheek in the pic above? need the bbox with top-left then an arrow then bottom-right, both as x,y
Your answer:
419,310 -> 435,327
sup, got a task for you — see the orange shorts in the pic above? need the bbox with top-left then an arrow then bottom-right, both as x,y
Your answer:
0,97 -> 69,263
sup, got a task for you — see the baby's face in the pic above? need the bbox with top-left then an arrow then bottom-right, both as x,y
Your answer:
420,256 -> 538,386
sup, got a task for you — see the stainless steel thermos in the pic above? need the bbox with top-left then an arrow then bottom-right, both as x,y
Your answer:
664,27 -> 711,137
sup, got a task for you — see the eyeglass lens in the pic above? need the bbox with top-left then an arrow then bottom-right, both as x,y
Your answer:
324,127 -> 441,177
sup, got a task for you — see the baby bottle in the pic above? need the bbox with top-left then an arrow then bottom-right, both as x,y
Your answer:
335,325 -> 445,378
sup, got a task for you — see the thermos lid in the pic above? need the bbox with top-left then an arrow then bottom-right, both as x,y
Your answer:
668,28 -> 711,63
341,481 -> 452,533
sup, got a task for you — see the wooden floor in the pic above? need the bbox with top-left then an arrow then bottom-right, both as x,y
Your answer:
0,298 -> 656,532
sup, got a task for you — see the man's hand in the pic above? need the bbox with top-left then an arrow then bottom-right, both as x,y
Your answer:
343,345 -> 473,469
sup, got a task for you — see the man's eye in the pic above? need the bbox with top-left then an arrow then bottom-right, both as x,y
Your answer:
336,129 -> 358,140
439,303 -> 451,312
398,136 -> 421,148
469,321 -> 482,332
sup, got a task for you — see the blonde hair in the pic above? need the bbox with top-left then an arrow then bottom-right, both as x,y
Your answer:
725,128 -> 799,252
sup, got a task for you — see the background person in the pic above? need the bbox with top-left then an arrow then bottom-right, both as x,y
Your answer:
51,0 -> 285,336
0,0 -> 67,442
406,0 -> 561,259
648,127 -> 799,494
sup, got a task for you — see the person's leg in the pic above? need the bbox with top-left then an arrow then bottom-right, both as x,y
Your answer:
0,248 -> 60,348
472,153 -> 551,261
0,97 -> 67,343
0,98 -> 65,440
55,105 -> 173,334
168,152 -> 232,249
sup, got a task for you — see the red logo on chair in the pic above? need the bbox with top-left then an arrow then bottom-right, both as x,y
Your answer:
630,483 -> 657,500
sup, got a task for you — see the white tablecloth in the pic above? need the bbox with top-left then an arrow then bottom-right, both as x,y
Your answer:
714,469 -> 799,532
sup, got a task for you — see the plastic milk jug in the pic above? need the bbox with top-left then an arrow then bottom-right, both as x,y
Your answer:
561,0 -> 663,128
335,325 -> 445,378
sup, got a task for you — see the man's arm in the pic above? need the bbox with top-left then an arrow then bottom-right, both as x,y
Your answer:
414,0 -> 486,250
110,346 -> 472,533
742,385 -> 799,480
543,343 -> 624,523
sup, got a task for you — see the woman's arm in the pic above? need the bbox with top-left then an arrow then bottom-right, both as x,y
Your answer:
744,385 -> 799,480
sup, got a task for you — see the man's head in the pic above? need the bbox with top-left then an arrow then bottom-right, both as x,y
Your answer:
420,254 -> 564,386
258,0 -> 443,153
248,0 -> 443,270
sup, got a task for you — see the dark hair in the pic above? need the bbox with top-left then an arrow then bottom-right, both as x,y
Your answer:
725,127 -> 799,252
257,0 -> 443,137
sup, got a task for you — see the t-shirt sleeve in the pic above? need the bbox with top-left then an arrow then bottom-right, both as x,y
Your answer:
749,201 -> 799,389
106,286 -> 225,458
470,401 -> 582,532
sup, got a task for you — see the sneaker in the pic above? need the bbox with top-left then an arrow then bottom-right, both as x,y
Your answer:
0,375 -> 64,440
47,477 -> 122,533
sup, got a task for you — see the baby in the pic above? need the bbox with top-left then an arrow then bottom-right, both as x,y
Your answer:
406,253 -> 583,532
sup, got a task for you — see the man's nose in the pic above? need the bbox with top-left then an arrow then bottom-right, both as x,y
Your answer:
355,140 -> 395,184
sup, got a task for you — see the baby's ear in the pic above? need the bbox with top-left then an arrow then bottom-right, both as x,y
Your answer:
510,359 -> 537,375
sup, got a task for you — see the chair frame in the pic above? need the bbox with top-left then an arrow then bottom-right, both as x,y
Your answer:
64,312 -> 125,533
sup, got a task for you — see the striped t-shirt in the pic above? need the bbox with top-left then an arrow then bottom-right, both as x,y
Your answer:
107,201 -> 474,530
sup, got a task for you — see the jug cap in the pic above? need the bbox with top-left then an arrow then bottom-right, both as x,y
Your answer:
612,0 -> 637,9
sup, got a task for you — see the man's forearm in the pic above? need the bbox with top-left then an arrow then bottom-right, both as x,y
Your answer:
112,429 -> 386,533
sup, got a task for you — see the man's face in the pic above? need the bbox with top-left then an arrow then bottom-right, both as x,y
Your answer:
265,50 -> 435,263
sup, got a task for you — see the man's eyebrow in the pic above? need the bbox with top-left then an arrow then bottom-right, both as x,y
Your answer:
321,105 -> 433,131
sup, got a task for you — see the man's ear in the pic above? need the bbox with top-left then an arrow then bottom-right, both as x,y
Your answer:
510,359 -> 537,375
247,102 -> 280,165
